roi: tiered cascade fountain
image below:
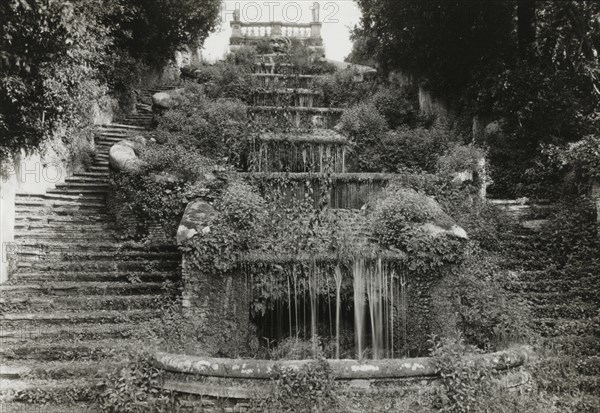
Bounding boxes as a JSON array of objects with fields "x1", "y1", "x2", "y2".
[
  {"x1": 175, "y1": 45, "x2": 469, "y2": 361},
  {"x1": 151, "y1": 18, "x2": 530, "y2": 407}
]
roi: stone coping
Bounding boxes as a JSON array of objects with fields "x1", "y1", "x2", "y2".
[
  {"x1": 258, "y1": 130, "x2": 347, "y2": 144},
  {"x1": 232, "y1": 172, "x2": 437, "y2": 183},
  {"x1": 251, "y1": 106, "x2": 343, "y2": 113},
  {"x1": 151, "y1": 346, "x2": 531, "y2": 380}
]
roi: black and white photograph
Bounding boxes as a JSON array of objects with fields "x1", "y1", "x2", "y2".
[{"x1": 0, "y1": 0, "x2": 599, "y2": 411}]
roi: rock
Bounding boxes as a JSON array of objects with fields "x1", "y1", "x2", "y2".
[
  {"x1": 149, "y1": 172, "x2": 181, "y2": 184},
  {"x1": 420, "y1": 223, "x2": 468, "y2": 239},
  {"x1": 176, "y1": 200, "x2": 217, "y2": 245},
  {"x1": 136, "y1": 103, "x2": 153, "y2": 113},
  {"x1": 152, "y1": 92, "x2": 174, "y2": 110},
  {"x1": 109, "y1": 139, "x2": 146, "y2": 172},
  {"x1": 484, "y1": 119, "x2": 508, "y2": 139}
]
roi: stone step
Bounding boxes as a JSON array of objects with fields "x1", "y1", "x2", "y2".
[
  {"x1": 96, "y1": 134, "x2": 133, "y2": 141},
  {"x1": 0, "y1": 321, "x2": 153, "y2": 343},
  {"x1": 99, "y1": 123, "x2": 146, "y2": 131},
  {"x1": 533, "y1": 317, "x2": 600, "y2": 336},
  {"x1": 521, "y1": 290, "x2": 600, "y2": 302},
  {"x1": 55, "y1": 182, "x2": 109, "y2": 189},
  {"x1": 15, "y1": 215, "x2": 111, "y2": 225},
  {"x1": 0, "y1": 403, "x2": 100, "y2": 413},
  {"x1": 0, "y1": 360, "x2": 127, "y2": 381},
  {"x1": 18, "y1": 259, "x2": 179, "y2": 272},
  {"x1": 73, "y1": 171, "x2": 109, "y2": 177},
  {"x1": 0, "y1": 282, "x2": 168, "y2": 296},
  {"x1": 64, "y1": 176, "x2": 109, "y2": 183},
  {"x1": 15, "y1": 206, "x2": 107, "y2": 217},
  {"x1": 0, "y1": 380, "x2": 98, "y2": 405},
  {"x1": 14, "y1": 239, "x2": 131, "y2": 250},
  {"x1": 15, "y1": 198, "x2": 106, "y2": 208},
  {"x1": 14, "y1": 249, "x2": 180, "y2": 261},
  {"x1": 13, "y1": 248, "x2": 181, "y2": 262},
  {"x1": 0, "y1": 293, "x2": 165, "y2": 314},
  {"x1": 126, "y1": 114, "x2": 153, "y2": 119},
  {"x1": 0, "y1": 310, "x2": 161, "y2": 328},
  {"x1": 10, "y1": 270, "x2": 179, "y2": 283},
  {"x1": 544, "y1": 335, "x2": 600, "y2": 357},
  {"x1": 533, "y1": 302, "x2": 598, "y2": 319},
  {"x1": 14, "y1": 232, "x2": 117, "y2": 241},
  {"x1": 91, "y1": 160, "x2": 109, "y2": 165},
  {"x1": 46, "y1": 188, "x2": 108, "y2": 196},
  {"x1": 16, "y1": 192, "x2": 106, "y2": 202},
  {"x1": 508, "y1": 274, "x2": 600, "y2": 294}
]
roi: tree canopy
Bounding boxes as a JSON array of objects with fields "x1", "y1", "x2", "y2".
[
  {"x1": 350, "y1": 0, "x2": 600, "y2": 197},
  {"x1": 0, "y1": 0, "x2": 220, "y2": 161}
]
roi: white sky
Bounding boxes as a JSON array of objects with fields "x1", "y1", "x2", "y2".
[{"x1": 201, "y1": 0, "x2": 362, "y2": 62}]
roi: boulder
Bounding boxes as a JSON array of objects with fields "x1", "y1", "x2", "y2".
[
  {"x1": 152, "y1": 92, "x2": 174, "y2": 110},
  {"x1": 109, "y1": 138, "x2": 146, "y2": 172},
  {"x1": 176, "y1": 199, "x2": 218, "y2": 245},
  {"x1": 420, "y1": 223, "x2": 468, "y2": 239}
]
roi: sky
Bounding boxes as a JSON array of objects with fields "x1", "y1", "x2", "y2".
[{"x1": 201, "y1": 0, "x2": 362, "y2": 62}]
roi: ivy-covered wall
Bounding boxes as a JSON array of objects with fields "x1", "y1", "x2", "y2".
[{"x1": 181, "y1": 256, "x2": 257, "y2": 357}]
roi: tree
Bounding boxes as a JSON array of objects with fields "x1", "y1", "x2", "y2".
[
  {"x1": 351, "y1": 0, "x2": 600, "y2": 197},
  {"x1": 0, "y1": 0, "x2": 220, "y2": 161}
]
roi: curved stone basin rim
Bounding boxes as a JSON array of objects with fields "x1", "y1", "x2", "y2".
[{"x1": 151, "y1": 346, "x2": 530, "y2": 380}]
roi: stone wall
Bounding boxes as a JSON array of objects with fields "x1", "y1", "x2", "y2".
[
  {"x1": 0, "y1": 162, "x2": 16, "y2": 284},
  {"x1": 181, "y1": 256, "x2": 257, "y2": 357},
  {"x1": 0, "y1": 150, "x2": 74, "y2": 283}
]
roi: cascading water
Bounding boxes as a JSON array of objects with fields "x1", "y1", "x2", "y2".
[
  {"x1": 353, "y1": 259, "x2": 366, "y2": 360},
  {"x1": 254, "y1": 257, "x2": 410, "y2": 360}
]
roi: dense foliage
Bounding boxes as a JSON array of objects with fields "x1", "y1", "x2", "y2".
[
  {"x1": 351, "y1": 0, "x2": 600, "y2": 197},
  {"x1": 0, "y1": 0, "x2": 220, "y2": 161},
  {"x1": 154, "y1": 84, "x2": 250, "y2": 165}
]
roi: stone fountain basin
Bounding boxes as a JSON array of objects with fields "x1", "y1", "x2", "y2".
[{"x1": 151, "y1": 346, "x2": 530, "y2": 380}]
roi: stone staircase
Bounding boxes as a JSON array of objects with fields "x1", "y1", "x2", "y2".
[
  {"x1": 0, "y1": 111, "x2": 181, "y2": 408},
  {"x1": 496, "y1": 201, "x2": 600, "y2": 408}
]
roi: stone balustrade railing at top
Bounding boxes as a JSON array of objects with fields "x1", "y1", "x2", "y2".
[
  {"x1": 230, "y1": 3, "x2": 323, "y2": 49},
  {"x1": 234, "y1": 22, "x2": 318, "y2": 39}
]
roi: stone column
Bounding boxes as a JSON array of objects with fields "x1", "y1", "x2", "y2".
[
  {"x1": 310, "y1": 22, "x2": 322, "y2": 39},
  {"x1": 592, "y1": 179, "x2": 600, "y2": 228},
  {"x1": 231, "y1": 22, "x2": 242, "y2": 38}
]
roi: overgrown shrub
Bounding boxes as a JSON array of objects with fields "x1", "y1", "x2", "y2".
[
  {"x1": 252, "y1": 359, "x2": 338, "y2": 413},
  {"x1": 367, "y1": 86, "x2": 418, "y2": 129},
  {"x1": 155, "y1": 87, "x2": 250, "y2": 166},
  {"x1": 181, "y1": 59, "x2": 256, "y2": 103},
  {"x1": 216, "y1": 181, "x2": 267, "y2": 235},
  {"x1": 269, "y1": 337, "x2": 324, "y2": 360},
  {"x1": 317, "y1": 69, "x2": 378, "y2": 108},
  {"x1": 433, "y1": 248, "x2": 533, "y2": 350},
  {"x1": 94, "y1": 355, "x2": 180, "y2": 413},
  {"x1": 564, "y1": 135, "x2": 600, "y2": 183},
  {"x1": 431, "y1": 337, "x2": 496, "y2": 412},
  {"x1": 371, "y1": 187, "x2": 465, "y2": 270},
  {"x1": 437, "y1": 145, "x2": 486, "y2": 178},
  {"x1": 338, "y1": 103, "x2": 388, "y2": 171},
  {"x1": 535, "y1": 197, "x2": 599, "y2": 266},
  {"x1": 113, "y1": 143, "x2": 215, "y2": 237},
  {"x1": 378, "y1": 126, "x2": 454, "y2": 173}
]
